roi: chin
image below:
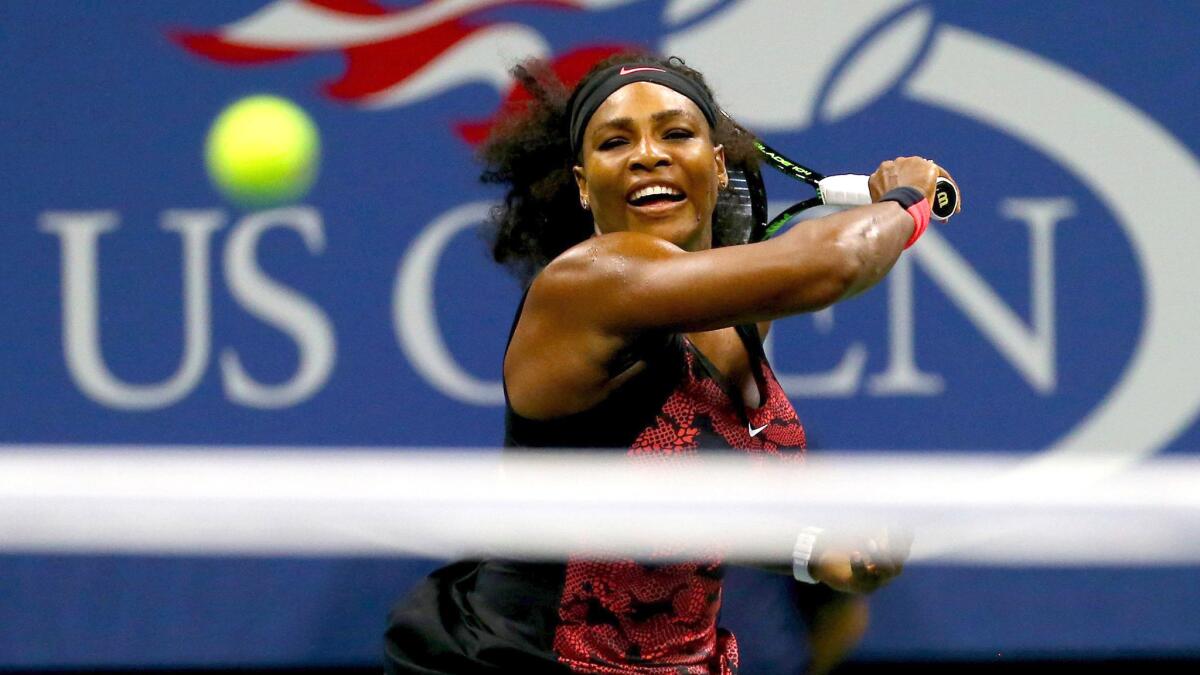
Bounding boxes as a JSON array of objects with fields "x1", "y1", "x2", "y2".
[{"x1": 650, "y1": 223, "x2": 708, "y2": 250}]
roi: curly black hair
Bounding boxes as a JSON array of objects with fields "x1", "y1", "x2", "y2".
[{"x1": 479, "y1": 52, "x2": 759, "y2": 284}]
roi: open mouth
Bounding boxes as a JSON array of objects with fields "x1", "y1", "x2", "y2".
[{"x1": 627, "y1": 185, "x2": 686, "y2": 207}]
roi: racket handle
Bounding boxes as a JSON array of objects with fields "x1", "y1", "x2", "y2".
[
  {"x1": 817, "y1": 174, "x2": 872, "y2": 206},
  {"x1": 821, "y1": 174, "x2": 960, "y2": 221},
  {"x1": 932, "y1": 177, "x2": 959, "y2": 221}
]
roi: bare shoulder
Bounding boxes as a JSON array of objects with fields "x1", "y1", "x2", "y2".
[
  {"x1": 505, "y1": 233, "x2": 676, "y2": 419},
  {"x1": 530, "y1": 231, "x2": 681, "y2": 301},
  {"x1": 528, "y1": 231, "x2": 687, "y2": 334}
]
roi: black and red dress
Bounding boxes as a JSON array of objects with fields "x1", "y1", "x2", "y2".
[{"x1": 385, "y1": 320, "x2": 807, "y2": 675}]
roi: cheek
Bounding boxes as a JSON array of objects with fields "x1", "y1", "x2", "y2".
[
  {"x1": 587, "y1": 161, "x2": 626, "y2": 200},
  {"x1": 690, "y1": 149, "x2": 719, "y2": 181},
  {"x1": 690, "y1": 157, "x2": 720, "y2": 202}
]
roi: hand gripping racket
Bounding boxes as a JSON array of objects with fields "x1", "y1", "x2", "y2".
[{"x1": 718, "y1": 122, "x2": 959, "y2": 245}]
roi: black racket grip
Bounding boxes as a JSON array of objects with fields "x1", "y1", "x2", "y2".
[{"x1": 933, "y1": 177, "x2": 959, "y2": 220}]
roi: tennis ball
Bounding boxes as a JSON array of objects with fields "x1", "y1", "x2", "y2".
[{"x1": 205, "y1": 95, "x2": 320, "y2": 208}]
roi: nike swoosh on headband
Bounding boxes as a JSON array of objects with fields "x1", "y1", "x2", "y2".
[
  {"x1": 749, "y1": 422, "x2": 769, "y2": 437},
  {"x1": 619, "y1": 66, "x2": 667, "y2": 76}
]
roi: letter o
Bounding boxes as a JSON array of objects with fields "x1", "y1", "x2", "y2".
[{"x1": 392, "y1": 201, "x2": 504, "y2": 406}]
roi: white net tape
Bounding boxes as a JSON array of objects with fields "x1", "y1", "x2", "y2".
[{"x1": 2, "y1": 446, "x2": 1197, "y2": 565}]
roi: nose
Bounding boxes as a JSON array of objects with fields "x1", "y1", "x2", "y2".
[{"x1": 629, "y1": 135, "x2": 670, "y2": 172}]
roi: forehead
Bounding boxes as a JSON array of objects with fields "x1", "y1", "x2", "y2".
[{"x1": 586, "y1": 81, "x2": 706, "y2": 130}]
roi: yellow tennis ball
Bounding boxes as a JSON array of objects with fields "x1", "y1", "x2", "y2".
[{"x1": 205, "y1": 95, "x2": 320, "y2": 208}]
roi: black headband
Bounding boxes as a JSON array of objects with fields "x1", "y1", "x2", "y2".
[{"x1": 567, "y1": 62, "x2": 719, "y2": 156}]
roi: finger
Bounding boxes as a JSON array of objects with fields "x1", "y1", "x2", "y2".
[
  {"x1": 850, "y1": 551, "x2": 870, "y2": 578},
  {"x1": 918, "y1": 158, "x2": 939, "y2": 203},
  {"x1": 889, "y1": 527, "x2": 915, "y2": 563},
  {"x1": 850, "y1": 553, "x2": 883, "y2": 592},
  {"x1": 865, "y1": 534, "x2": 906, "y2": 579},
  {"x1": 873, "y1": 527, "x2": 912, "y2": 568},
  {"x1": 872, "y1": 558, "x2": 901, "y2": 580},
  {"x1": 855, "y1": 550, "x2": 882, "y2": 579}
]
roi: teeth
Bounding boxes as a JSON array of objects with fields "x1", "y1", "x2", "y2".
[{"x1": 630, "y1": 185, "x2": 682, "y2": 201}]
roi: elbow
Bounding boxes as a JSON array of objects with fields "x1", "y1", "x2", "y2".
[
  {"x1": 775, "y1": 210, "x2": 897, "y2": 312},
  {"x1": 809, "y1": 209, "x2": 902, "y2": 306},
  {"x1": 802, "y1": 238, "x2": 865, "y2": 309}
]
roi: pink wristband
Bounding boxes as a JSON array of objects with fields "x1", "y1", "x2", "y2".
[{"x1": 903, "y1": 198, "x2": 931, "y2": 249}]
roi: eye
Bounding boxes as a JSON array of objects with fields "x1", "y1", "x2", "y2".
[
  {"x1": 665, "y1": 128, "x2": 695, "y2": 140},
  {"x1": 598, "y1": 136, "x2": 628, "y2": 150}
]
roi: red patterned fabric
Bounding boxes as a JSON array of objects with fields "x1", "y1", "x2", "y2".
[{"x1": 553, "y1": 344, "x2": 806, "y2": 674}]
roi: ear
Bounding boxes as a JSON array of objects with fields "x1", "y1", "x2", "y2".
[
  {"x1": 573, "y1": 164, "x2": 589, "y2": 209},
  {"x1": 713, "y1": 144, "x2": 728, "y2": 190}
]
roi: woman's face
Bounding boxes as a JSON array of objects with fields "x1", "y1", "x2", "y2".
[{"x1": 574, "y1": 81, "x2": 727, "y2": 251}]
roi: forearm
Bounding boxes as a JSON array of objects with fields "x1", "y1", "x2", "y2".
[
  {"x1": 633, "y1": 201, "x2": 918, "y2": 328},
  {"x1": 739, "y1": 527, "x2": 824, "y2": 581},
  {"x1": 537, "y1": 202, "x2": 918, "y2": 336},
  {"x1": 768, "y1": 200, "x2": 915, "y2": 308},
  {"x1": 745, "y1": 522, "x2": 911, "y2": 594}
]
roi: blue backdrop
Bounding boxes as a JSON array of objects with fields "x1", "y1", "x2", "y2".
[{"x1": 2, "y1": 0, "x2": 1199, "y2": 669}]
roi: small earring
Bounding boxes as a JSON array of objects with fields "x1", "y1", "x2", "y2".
[{"x1": 581, "y1": 199, "x2": 590, "y2": 210}]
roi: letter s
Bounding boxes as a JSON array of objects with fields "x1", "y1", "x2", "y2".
[{"x1": 220, "y1": 207, "x2": 336, "y2": 409}]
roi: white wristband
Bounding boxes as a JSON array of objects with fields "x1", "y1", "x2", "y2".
[
  {"x1": 792, "y1": 526, "x2": 824, "y2": 584},
  {"x1": 817, "y1": 174, "x2": 872, "y2": 206}
]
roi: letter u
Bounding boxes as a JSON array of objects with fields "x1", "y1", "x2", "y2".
[{"x1": 39, "y1": 210, "x2": 222, "y2": 410}]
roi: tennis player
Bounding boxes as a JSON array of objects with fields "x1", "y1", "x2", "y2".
[{"x1": 385, "y1": 53, "x2": 956, "y2": 675}]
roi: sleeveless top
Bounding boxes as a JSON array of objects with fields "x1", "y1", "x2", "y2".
[{"x1": 384, "y1": 299, "x2": 807, "y2": 675}]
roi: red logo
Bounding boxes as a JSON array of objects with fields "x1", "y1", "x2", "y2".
[{"x1": 172, "y1": 0, "x2": 640, "y2": 144}]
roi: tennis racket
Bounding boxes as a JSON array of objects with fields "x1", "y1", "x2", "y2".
[{"x1": 718, "y1": 122, "x2": 959, "y2": 245}]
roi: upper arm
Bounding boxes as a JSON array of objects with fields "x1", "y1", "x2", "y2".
[
  {"x1": 544, "y1": 225, "x2": 861, "y2": 336},
  {"x1": 505, "y1": 203, "x2": 911, "y2": 417},
  {"x1": 506, "y1": 232, "x2": 797, "y2": 418},
  {"x1": 524, "y1": 199, "x2": 914, "y2": 341}
]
